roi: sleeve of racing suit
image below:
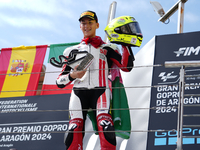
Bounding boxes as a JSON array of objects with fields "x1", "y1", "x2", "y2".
[
  {"x1": 56, "y1": 63, "x2": 75, "y2": 88},
  {"x1": 104, "y1": 45, "x2": 134, "y2": 72}
]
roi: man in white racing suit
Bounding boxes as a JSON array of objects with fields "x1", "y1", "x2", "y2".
[{"x1": 56, "y1": 10, "x2": 134, "y2": 150}]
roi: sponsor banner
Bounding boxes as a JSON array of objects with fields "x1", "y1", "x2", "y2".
[
  {"x1": 0, "y1": 94, "x2": 70, "y2": 150},
  {"x1": 0, "y1": 45, "x2": 47, "y2": 98},
  {"x1": 41, "y1": 42, "x2": 79, "y2": 95},
  {"x1": 147, "y1": 31, "x2": 200, "y2": 149}
]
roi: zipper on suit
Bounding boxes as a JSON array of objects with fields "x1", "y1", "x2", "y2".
[{"x1": 88, "y1": 44, "x2": 91, "y2": 86}]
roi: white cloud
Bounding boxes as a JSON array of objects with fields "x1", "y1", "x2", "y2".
[
  {"x1": 116, "y1": 0, "x2": 151, "y2": 14},
  {"x1": 0, "y1": 0, "x2": 74, "y2": 18},
  {"x1": 0, "y1": 0, "x2": 12, "y2": 3},
  {"x1": 0, "y1": 14, "x2": 52, "y2": 29},
  {"x1": 185, "y1": 12, "x2": 200, "y2": 23},
  {"x1": 0, "y1": 13, "x2": 63, "y2": 36},
  {"x1": 0, "y1": 0, "x2": 81, "y2": 35},
  {"x1": 16, "y1": 35, "x2": 49, "y2": 46},
  {"x1": 0, "y1": 38, "x2": 13, "y2": 48}
]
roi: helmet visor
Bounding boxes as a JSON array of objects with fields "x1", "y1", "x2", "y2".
[{"x1": 115, "y1": 22, "x2": 142, "y2": 37}]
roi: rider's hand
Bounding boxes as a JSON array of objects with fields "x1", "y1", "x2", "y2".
[{"x1": 70, "y1": 65, "x2": 86, "y2": 79}]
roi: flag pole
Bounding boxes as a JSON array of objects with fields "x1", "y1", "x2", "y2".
[{"x1": 104, "y1": 1, "x2": 117, "y2": 43}]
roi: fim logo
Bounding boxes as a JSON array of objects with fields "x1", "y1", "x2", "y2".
[
  {"x1": 154, "y1": 128, "x2": 200, "y2": 146},
  {"x1": 174, "y1": 46, "x2": 200, "y2": 57},
  {"x1": 159, "y1": 71, "x2": 178, "y2": 82}
]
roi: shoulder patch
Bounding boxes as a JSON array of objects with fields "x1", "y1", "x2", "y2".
[{"x1": 102, "y1": 43, "x2": 120, "y2": 52}]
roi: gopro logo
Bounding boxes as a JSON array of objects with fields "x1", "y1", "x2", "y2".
[
  {"x1": 154, "y1": 128, "x2": 200, "y2": 146},
  {"x1": 174, "y1": 46, "x2": 200, "y2": 57}
]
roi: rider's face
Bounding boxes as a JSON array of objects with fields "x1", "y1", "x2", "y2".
[{"x1": 80, "y1": 17, "x2": 99, "y2": 38}]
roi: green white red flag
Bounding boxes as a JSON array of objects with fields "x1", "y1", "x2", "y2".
[{"x1": 41, "y1": 42, "x2": 79, "y2": 95}]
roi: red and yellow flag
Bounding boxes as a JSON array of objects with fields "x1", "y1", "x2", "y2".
[{"x1": 0, "y1": 45, "x2": 47, "y2": 98}]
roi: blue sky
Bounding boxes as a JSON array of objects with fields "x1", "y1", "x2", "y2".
[{"x1": 0, "y1": 0, "x2": 200, "y2": 56}]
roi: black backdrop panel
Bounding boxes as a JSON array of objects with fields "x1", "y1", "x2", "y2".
[
  {"x1": 147, "y1": 31, "x2": 200, "y2": 150},
  {"x1": 0, "y1": 94, "x2": 70, "y2": 150}
]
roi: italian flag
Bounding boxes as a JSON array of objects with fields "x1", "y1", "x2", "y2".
[
  {"x1": 41, "y1": 42, "x2": 79, "y2": 95},
  {"x1": 0, "y1": 45, "x2": 47, "y2": 98}
]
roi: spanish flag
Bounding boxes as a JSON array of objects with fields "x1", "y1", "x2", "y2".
[{"x1": 0, "y1": 45, "x2": 47, "y2": 98}]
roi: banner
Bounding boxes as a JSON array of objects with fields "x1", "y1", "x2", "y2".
[
  {"x1": 0, "y1": 94, "x2": 70, "y2": 150},
  {"x1": 0, "y1": 45, "x2": 47, "y2": 98},
  {"x1": 41, "y1": 42, "x2": 79, "y2": 95},
  {"x1": 147, "y1": 31, "x2": 200, "y2": 150},
  {"x1": 121, "y1": 37, "x2": 156, "y2": 150}
]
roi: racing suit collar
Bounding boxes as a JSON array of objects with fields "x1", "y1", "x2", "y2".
[{"x1": 81, "y1": 36, "x2": 105, "y2": 48}]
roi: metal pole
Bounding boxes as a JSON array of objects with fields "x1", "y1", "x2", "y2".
[
  {"x1": 176, "y1": 65, "x2": 185, "y2": 150},
  {"x1": 104, "y1": 1, "x2": 117, "y2": 42},
  {"x1": 177, "y1": 0, "x2": 186, "y2": 33}
]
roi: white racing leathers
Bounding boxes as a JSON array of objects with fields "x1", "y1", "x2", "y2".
[{"x1": 56, "y1": 41, "x2": 134, "y2": 150}]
